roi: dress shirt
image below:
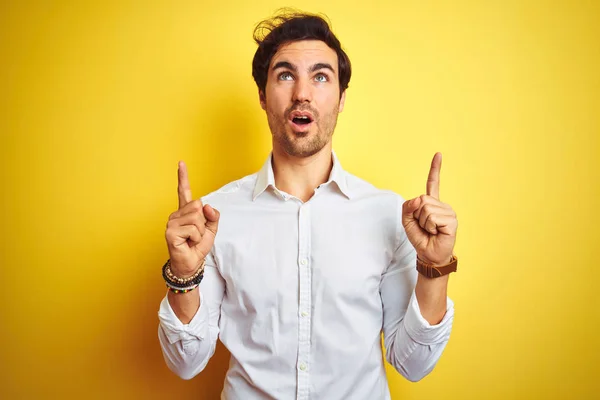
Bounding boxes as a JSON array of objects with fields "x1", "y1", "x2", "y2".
[{"x1": 158, "y1": 151, "x2": 454, "y2": 400}]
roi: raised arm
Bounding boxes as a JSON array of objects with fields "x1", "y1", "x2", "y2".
[
  {"x1": 381, "y1": 152, "x2": 458, "y2": 382},
  {"x1": 157, "y1": 160, "x2": 223, "y2": 379}
]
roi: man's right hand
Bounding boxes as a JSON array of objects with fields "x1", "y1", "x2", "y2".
[{"x1": 165, "y1": 161, "x2": 220, "y2": 277}]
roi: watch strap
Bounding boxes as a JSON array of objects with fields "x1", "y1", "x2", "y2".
[{"x1": 416, "y1": 255, "x2": 458, "y2": 278}]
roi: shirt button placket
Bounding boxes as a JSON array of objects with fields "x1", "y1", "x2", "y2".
[{"x1": 296, "y1": 203, "x2": 312, "y2": 400}]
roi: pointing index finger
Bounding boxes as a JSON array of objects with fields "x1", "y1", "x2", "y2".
[
  {"x1": 178, "y1": 160, "x2": 193, "y2": 209},
  {"x1": 426, "y1": 152, "x2": 442, "y2": 200}
]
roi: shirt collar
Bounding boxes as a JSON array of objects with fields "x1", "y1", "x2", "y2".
[{"x1": 252, "y1": 150, "x2": 352, "y2": 201}]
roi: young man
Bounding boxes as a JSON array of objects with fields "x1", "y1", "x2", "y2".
[{"x1": 158, "y1": 11, "x2": 458, "y2": 400}]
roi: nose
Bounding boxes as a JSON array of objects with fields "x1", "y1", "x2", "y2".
[{"x1": 292, "y1": 77, "x2": 312, "y2": 103}]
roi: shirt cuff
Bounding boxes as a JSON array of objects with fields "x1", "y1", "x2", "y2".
[
  {"x1": 158, "y1": 289, "x2": 209, "y2": 344},
  {"x1": 403, "y1": 289, "x2": 454, "y2": 345}
]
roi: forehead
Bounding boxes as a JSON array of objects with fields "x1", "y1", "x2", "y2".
[{"x1": 270, "y1": 40, "x2": 338, "y2": 71}]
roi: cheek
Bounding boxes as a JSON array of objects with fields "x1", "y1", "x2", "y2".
[
  {"x1": 317, "y1": 89, "x2": 340, "y2": 108},
  {"x1": 317, "y1": 100, "x2": 340, "y2": 117},
  {"x1": 265, "y1": 87, "x2": 285, "y2": 108},
  {"x1": 267, "y1": 100, "x2": 291, "y2": 121},
  {"x1": 266, "y1": 101, "x2": 284, "y2": 119}
]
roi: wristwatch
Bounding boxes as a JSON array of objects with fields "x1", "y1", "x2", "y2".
[{"x1": 416, "y1": 255, "x2": 458, "y2": 278}]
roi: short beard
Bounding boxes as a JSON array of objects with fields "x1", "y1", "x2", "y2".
[
  {"x1": 268, "y1": 103, "x2": 340, "y2": 158},
  {"x1": 276, "y1": 128, "x2": 329, "y2": 157}
]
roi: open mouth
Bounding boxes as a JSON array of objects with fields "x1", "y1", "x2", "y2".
[
  {"x1": 292, "y1": 115, "x2": 313, "y2": 125},
  {"x1": 289, "y1": 111, "x2": 315, "y2": 131}
]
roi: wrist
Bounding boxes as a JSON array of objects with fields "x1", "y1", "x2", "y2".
[
  {"x1": 170, "y1": 267, "x2": 195, "y2": 279},
  {"x1": 170, "y1": 259, "x2": 204, "y2": 278},
  {"x1": 417, "y1": 254, "x2": 453, "y2": 267},
  {"x1": 416, "y1": 254, "x2": 458, "y2": 279},
  {"x1": 162, "y1": 259, "x2": 205, "y2": 290}
]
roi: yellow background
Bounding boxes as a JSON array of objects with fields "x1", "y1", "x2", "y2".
[{"x1": 1, "y1": 1, "x2": 598, "y2": 399}]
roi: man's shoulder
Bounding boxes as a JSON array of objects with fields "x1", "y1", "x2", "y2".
[
  {"x1": 200, "y1": 173, "x2": 258, "y2": 204},
  {"x1": 344, "y1": 170, "x2": 407, "y2": 203}
]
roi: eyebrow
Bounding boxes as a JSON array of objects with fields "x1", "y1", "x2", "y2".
[
  {"x1": 272, "y1": 61, "x2": 336, "y2": 75},
  {"x1": 310, "y1": 62, "x2": 335, "y2": 74},
  {"x1": 272, "y1": 61, "x2": 297, "y2": 72}
]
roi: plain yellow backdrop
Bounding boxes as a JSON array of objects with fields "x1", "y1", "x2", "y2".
[{"x1": 1, "y1": 1, "x2": 598, "y2": 399}]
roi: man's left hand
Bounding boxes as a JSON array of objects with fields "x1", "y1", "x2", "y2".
[{"x1": 402, "y1": 152, "x2": 458, "y2": 266}]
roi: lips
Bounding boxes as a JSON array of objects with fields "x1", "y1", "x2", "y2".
[{"x1": 288, "y1": 110, "x2": 314, "y2": 131}]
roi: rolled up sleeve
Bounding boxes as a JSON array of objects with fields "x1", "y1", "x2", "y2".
[
  {"x1": 380, "y1": 195, "x2": 455, "y2": 382},
  {"x1": 157, "y1": 260, "x2": 225, "y2": 380}
]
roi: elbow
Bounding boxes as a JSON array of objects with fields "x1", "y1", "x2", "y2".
[
  {"x1": 391, "y1": 358, "x2": 433, "y2": 383},
  {"x1": 400, "y1": 367, "x2": 432, "y2": 383},
  {"x1": 385, "y1": 342, "x2": 436, "y2": 383},
  {"x1": 158, "y1": 326, "x2": 207, "y2": 380},
  {"x1": 175, "y1": 366, "x2": 200, "y2": 381},
  {"x1": 163, "y1": 350, "x2": 205, "y2": 380}
]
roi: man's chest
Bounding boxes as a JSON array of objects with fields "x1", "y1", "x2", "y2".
[{"x1": 212, "y1": 201, "x2": 397, "y2": 314}]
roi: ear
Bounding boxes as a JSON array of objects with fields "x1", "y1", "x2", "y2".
[
  {"x1": 259, "y1": 90, "x2": 266, "y2": 110},
  {"x1": 338, "y1": 90, "x2": 346, "y2": 113}
]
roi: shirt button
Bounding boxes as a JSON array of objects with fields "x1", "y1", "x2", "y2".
[
  {"x1": 301, "y1": 311, "x2": 308, "y2": 317},
  {"x1": 299, "y1": 363, "x2": 307, "y2": 371},
  {"x1": 300, "y1": 259, "x2": 307, "y2": 266}
]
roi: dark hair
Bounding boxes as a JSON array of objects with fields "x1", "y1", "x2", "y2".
[{"x1": 252, "y1": 10, "x2": 352, "y2": 98}]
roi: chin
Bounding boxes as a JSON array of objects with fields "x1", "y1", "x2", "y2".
[
  {"x1": 285, "y1": 140, "x2": 328, "y2": 158},
  {"x1": 291, "y1": 131, "x2": 310, "y2": 139},
  {"x1": 273, "y1": 124, "x2": 330, "y2": 157}
]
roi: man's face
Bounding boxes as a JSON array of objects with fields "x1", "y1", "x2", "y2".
[{"x1": 260, "y1": 40, "x2": 346, "y2": 158}]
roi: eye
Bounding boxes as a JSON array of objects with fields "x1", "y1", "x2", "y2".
[
  {"x1": 278, "y1": 72, "x2": 294, "y2": 81},
  {"x1": 315, "y1": 73, "x2": 329, "y2": 83}
]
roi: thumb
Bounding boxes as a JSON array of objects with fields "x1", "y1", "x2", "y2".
[
  {"x1": 401, "y1": 197, "x2": 421, "y2": 225},
  {"x1": 203, "y1": 204, "x2": 220, "y2": 233}
]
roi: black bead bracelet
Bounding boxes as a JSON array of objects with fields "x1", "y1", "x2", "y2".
[{"x1": 162, "y1": 259, "x2": 204, "y2": 289}]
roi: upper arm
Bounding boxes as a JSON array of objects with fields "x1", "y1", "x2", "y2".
[
  {"x1": 380, "y1": 195, "x2": 418, "y2": 346},
  {"x1": 201, "y1": 250, "x2": 226, "y2": 331}
]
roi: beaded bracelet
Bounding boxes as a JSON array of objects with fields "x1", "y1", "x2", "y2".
[
  {"x1": 167, "y1": 261, "x2": 204, "y2": 284},
  {"x1": 167, "y1": 284, "x2": 199, "y2": 294},
  {"x1": 162, "y1": 259, "x2": 205, "y2": 289},
  {"x1": 165, "y1": 279, "x2": 201, "y2": 291},
  {"x1": 165, "y1": 259, "x2": 205, "y2": 284}
]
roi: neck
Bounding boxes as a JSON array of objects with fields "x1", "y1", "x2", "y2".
[{"x1": 271, "y1": 144, "x2": 333, "y2": 202}]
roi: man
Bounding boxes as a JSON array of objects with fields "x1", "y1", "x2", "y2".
[{"x1": 158, "y1": 11, "x2": 458, "y2": 400}]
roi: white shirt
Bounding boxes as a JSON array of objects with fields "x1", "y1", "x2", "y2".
[{"x1": 158, "y1": 151, "x2": 454, "y2": 400}]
